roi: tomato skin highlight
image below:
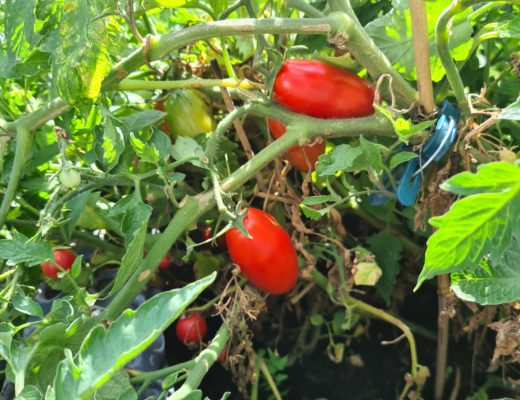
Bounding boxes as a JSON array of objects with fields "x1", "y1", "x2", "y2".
[
  {"x1": 175, "y1": 312, "x2": 207, "y2": 345},
  {"x1": 272, "y1": 59, "x2": 375, "y2": 118},
  {"x1": 225, "y1": 208, "x2": 298, "y2": 294},
  {"x1": 268, "y1": 118, "x2": 325, "y2": 172},
  {"x1": 41, "y1": 249, "x2": 76, "y2": 279},
  {"x1": 158, "y1": 253, "x2": 172, "y2": 269}
]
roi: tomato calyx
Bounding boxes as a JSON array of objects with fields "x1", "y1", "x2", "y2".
[{"x1": 41, "y1": 248, "x2": 77, "y2": 279}]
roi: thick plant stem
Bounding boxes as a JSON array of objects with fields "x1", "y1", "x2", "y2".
[
  {"x1": 130, "y1": 360, "x2": 195, "y2": 384},
  {"x1": 435, "y1": 274, "x2": 451, "y2": 400},
  {"x1": 118, "y1": 78, "x2": 263, "y2": 91},
  {"x1": 103, "y1": 105, "x2": 394, "y2": 320},
  {"x1": 168, "y1": 323, "x2": 229, "y2": 400},
  {"x1": 435, "y1": 1, "x2": 470, "y2": 117},
  {"x1": 0, "y1": 127, "x2": 31, "y2": 229}
]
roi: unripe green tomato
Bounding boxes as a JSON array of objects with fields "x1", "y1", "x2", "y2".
[
  {"x1": 164, "y1": 89, "x2": 216, "y2": 138},
  {"x1": 59, "y1": 169, "x2": 81, "y2": 188}
]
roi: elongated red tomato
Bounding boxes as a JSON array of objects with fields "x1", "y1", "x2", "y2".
[
  {"x1": 225, "y1": 208, "x2": 298, "y2": 294},
  {"x1": 41, "y1": 249, "x2": 76, "y2": 279},
  {"x1": 272, "y1": 59, "x2": 375, "y2": 118},
  {"x1": 268, "y1": 118, "x2": 325, "y2": 173}
]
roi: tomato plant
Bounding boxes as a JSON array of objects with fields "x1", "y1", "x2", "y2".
[
  {"x1": 164, "y1": 89, "x2": 215, "y2": 138},
  {"x1": 225, "y1": 208, "x2": 298, "y2": 294},
  {"x1": 175, "y1": 312, "x2": 207, "y2": 345},
  {"x1": 41, "y1": 249, "x2": 76, "y2": 279},
  {"x1": 158, "y1": 253, "x2": 172, "y2": 269}
]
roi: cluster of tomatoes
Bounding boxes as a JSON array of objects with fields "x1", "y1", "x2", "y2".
[{"x1": 40, "y1": 58, "x2": 376, "y2": 370}]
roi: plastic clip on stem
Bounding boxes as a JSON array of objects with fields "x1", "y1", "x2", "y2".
[{"x1": 370, "y1": 100, "x2": 460, "y2": 207}]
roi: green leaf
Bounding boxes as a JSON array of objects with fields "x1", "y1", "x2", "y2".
[
  {"x1": 15, "y1": 385, "x2": 41, "y2": 400},
  {"x1": 54, "y1": 274, "x2": 216, "y2": 399},
  {"x1": 310, "y1": 314, "x2": 323, "y2": 326},
  {"x1": 367, "y1": 230, "x2": 403, "y2": 303},
  {"x1": 499, "y1": 97, "x2": 520, "y2": 121},
  {"x1": 442, "y1": 162, "x2": 520, "y2": 196},
  {"x1": 171, "y1": 136, "x2": 206, "y2": 168},
  {"x1": 102, "y1": 116, "x2": 125, "y2": 171},
  {"x1": 417, "y1": 163, "x2": 520, "y2": 288},
  {"x1": 353, "y1": 261, "x2": 382, "y2": 286},
  {"x1": 130, "y1": 134, "x2": 159, "y2": 164},
  {"x1": 109, "y1": 198, "x2": 152, "y2": 297},
  {"x1": 316, "y1": 144, "x2": 362, "y2": 176},
  {"x1": 300, "y1": 204, "x2": 329, "y2": 220},
  {"x1": 451, "y1": 238, "x2": 520, "y2": 305},
  {"x1": 359, "y1": 137, "x2": 383, "y2": 171},
  {"x1": 94, "y1": 370, "x2": 137, "y2": 400},
  {"x1": 301, "y1": 195, "x2": 337, "y2": 206},
  {"x1": 119, "y1": 110, "x2": 167, "y2": 133},
  {"x1": 389, "y1": 151, "x2": 418, "y2": 169},
  {"x1": 12, "y1": 295, "x2": 44, "y2": 318},
  {"x1": 0, "y1": 236, "x2": 53, "y2": 267}
]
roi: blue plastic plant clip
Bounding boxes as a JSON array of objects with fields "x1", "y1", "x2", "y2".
[
  {"x1": 368, "y1": 101, "x2": 459, "y2": 207},
  {"x1": 395, "y1": 100, "x2": 459, "y2": 206}
]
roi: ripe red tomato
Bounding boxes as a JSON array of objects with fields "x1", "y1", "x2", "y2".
[
  {"x1": 158, "y1": 253, "x2": 172, "y2": 269},
  {"x1": 201, "y1": 226, "x2": 226, "y2": 249},
  {"x1": 225, "y1": 208, "x2": 298, "y2": 294},
  {"x1": 41, "y1": 249, "x2": 76, "y2": 279},
  {"x1": 175, "y1": 312, "x2": 207, "y2": 345},
  {"x1": 272, "y1": 59, "x2": 375, "y2": 118},
  {"x1": 268, "y1": 118, "x2": 325, "y2": 172}
]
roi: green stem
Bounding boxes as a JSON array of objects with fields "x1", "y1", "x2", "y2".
[
  {"x1": 287, "y1": 0, "x2": 326, "y2": 17},
  {"x1": 118, "y1": 78, "x2": 262, "y2": 91},
  {"x1": 103, "y1": 104, "x2": 394, "y2": 320},
  {"x1": 168, "y1": 323, "x2": 229, "y2": 400},
  {"x1": 0, "y1": 127, "x2": 31, "y2": 229},
  {"x1": 435, "y1": 1, "x2": 471, "y2": 117},
  {"x1": 258, "y1": 357, "x2": 283, "y2": 400},
  {"x1": 130, "y1": 360, "x2": 195, "y2": 384}
]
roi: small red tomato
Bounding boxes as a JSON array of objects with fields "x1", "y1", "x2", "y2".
[
  {"x1": 268, "y1": 118, "x2": 325, "y2": 172},
  {"x1": 272, "y1": 59, "x2": 375, "y2": 118},
  {"x1": 41, "y1": 249, "x2": 76, "y2": 279},
  {"x1": 201, "y1": 226, "x2": 227, "y2": 250},
  {"x1": 155, "y1": 100, "x2": 170, "y2": 133},
  {"x1": 225, "y1": 208, "x2": 298, "y2": 294},
  {"x1": 175, "y1": 312, "x2": 207, "y2": 345},
  {"x1": 159, "y1": 253, "x2": 172, "y2": 269}
]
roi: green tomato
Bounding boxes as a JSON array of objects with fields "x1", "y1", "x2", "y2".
[
  {"x1": 59, "y1": 169, "x2": 81, "y2": 188},
  {"x1": 164, "y1": 89, "x2": 215, "y2": 138}
]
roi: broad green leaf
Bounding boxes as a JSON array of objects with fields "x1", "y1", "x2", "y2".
[
  {"x1": 300, "y1": 204, "x2": 329, "y2": 220},
  {"x1": 365, "y1": 0, "x2": 473, "y2": 82},
  {"x1": 102, "y1": 116, "x2": 125, "y2": 171},
  {"x1": 395, "y1": 119, "x2": 436, "y2": 140},
  {"x1": 353, "y1": 261, "x2": 382, "y2": 286},
  {"x1": 316, "y1": 144, "x2": 362, "y2": 176},
  {"x1": 109, "y1": 198, "x2": 152, "y2": 297},
  {"x1": 0, "y1": 331, "x2": 37, "y2": 394},
  {"x1": 451, "y1": 239, "x2": 520, "y2": 305},
  {"x1": 94, "y1": 370, "x2": 137, "y2": 400},
  {"x1": 64, "y1": 191, "x2": 91, "y2": 237},
  {"x1": 360, "y1": 137, "x2": 383, "y2": 171},
  {"x1": 389, "y1": 151, "x2": 418, "y2": 169},
  {"x1": 54, "y1": 274, "x2": 216, "y2": 399},
  {"x1": 367, "y1": 230, "x2": 403, "y2": 303},
  {"x1": 442, "y1": 162, "x2": 520, "y2": 196},
  {"x1": 12, "y1": 295, "x2": 44, "y2": 318},
  {"x1": 0, "y1": 237, "x2": 53, "y2": 267},
  {"x1": 417, "y1": 163, "x2": 520, "y2": 288},
  {"x1": 499, "y1": 97, "x2": 520, "y2": 121}
]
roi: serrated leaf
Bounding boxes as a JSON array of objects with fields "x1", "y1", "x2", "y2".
[
  {"x1": 417, "y1": 163, "x2": 520, "y2": 288},
  {"x1": 451, "y1": 238, "x2": 520, "y2": 305},
  {"x1": 353, "y1": 261, "x2": 382, "y2": 286},
  {"x1": 94, "y1": 370, "x2": 137, "y2": 400},
  {"x1": 389, "y1": 151, "x2": 418, "y2": 169},
  {"x1": 395, "y1": 118, "x2": 436, "y2": 139},
  {"x1": 0, "y1": 237, "x2": 53, "y2": 267},
  {"x1": 130, "y1": 134, "x2": 159, "y2": 164},
  {"x1": 12, "y1": 295, "x2": 44, "y2": 318},
  {"x1": 300, "y1": 204, "x2": 328, "y2": 220},
  {"x1": 442, "y1": 162, "x2": 520, "y2": 196},
  {"x1": 316, "y1": 144, "x2": 362, "y2": 176},
  {"x1": 360, "y1": 137, "x2": 383, "y2": 171},
  {"x1": 54, "y1": 274, "x2": 216, "y2": 399},
  {"x1": 102, "y1": 116, "x2": 125, "y2": 170},
  {"x1": 367, "y1": 230, "x2": 403, "y2": 303},
  {"x1": 499, "y1": 97, "x2": 520, "y2": 121}
]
